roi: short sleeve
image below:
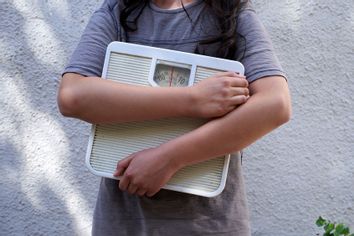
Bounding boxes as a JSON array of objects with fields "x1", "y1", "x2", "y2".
[
  {"x1": 63, "y1": 0, "x2": 120, "y2": 77},
  {"x1": 236, "y1": 8, "x2": 287, "y2": 83}
]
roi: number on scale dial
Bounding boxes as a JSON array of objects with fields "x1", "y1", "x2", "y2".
[{"x1": 153, "y1": 62, "x2": 191, "y2": 87}]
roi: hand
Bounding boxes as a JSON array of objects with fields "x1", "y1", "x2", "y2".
[
  {"x1": 113, "y1": 147, "x2": 180, "y2": 197},
  {"x1": 190, "y1": 72, "x2": 249, "y2": 118}
]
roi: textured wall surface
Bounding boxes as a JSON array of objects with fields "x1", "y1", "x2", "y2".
[{"x1": 0, "y1": 0, "x2": 353, "y2": 235}]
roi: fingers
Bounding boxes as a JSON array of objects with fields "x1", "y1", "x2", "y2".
[
  {"x1": 146, "y1": 189, "x2": 159, "y2": 198},
  {"x1": 229, "y1": 77, "x2": 248, "y2": 88},
  {"x1": 213, "y1": 71, "x2": 244, "y2": 78},
  {"x1": 213, "y1": 71, "x2": 236, "y2": 77},
  {"x1": 127, "y1": 183, "x2": 138, "y2": 195},
  {"x1": 136, "y1": 189, "x2": 147, "y2": 197},
  {"x1": 118, "y1": 171, "x2": 143, "y2": 195},
  {"x1": 119, "y1": 175, "x2": 130, "y2": 191},
  {"x1": 114, "y1": 155, "x2": 134, "y2": 177},
  {"x1": 119, "y1": 179, "x2": 150, "y2": 197},
  {"x1": 229, "y1": 95, "x2": 249, "y2": 106},
  {"x1": 215, "y1": 73, "x2": 248, "y2": 88},
  {"x1": 119, "y1": 178, "x2": 150, "y2": 197},
  {"x1": 227, "y1": 87, "x2": 249, "y2": 108},
  {"x1": 230, "y1": 87, "x2": 249, "y2": 97}
]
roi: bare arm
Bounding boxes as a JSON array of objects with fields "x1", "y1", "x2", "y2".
[
  {"x1": 115, "y1": 76, "x2": 291, "y2": 196},
  {"x1": 166, "y1": 76, "x2": 291, "y2": 166},
  {"x1": 57, "y1": 72, "x2": 249, "y2": 123}
]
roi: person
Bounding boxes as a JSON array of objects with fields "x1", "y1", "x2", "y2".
[{"x1": 57, "y1": 0, "x2": 291, "y2": 235}]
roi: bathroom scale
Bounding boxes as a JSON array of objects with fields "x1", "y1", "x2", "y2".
[{"x1": 85, "y1": 42, "x2": 244, "y2": 197}]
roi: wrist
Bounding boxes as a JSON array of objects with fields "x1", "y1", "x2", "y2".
[
  {"x1": 159, "y1": 141, "x2": 187, "y2": 171},
  {"x1": 183, "y1": 86, "x2": 199, "y2": 118}
]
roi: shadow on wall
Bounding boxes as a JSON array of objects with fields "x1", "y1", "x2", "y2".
[
  {"x1": 1, "y1": 0, "x2": 354, "y2": 235},
  {"x1": 0, "y1": 1, "x2": 100, "y2": 234},
  {"x1": 0, "y1": 140, "x2": 78, "y2": 234}
]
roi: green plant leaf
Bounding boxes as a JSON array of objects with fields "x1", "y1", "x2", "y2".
[
  {"x1": 317, "y1": 216, "x2": 327, "y2": 227},
  {"x1": 335, "y1": 224, "x2": 345, "y2": 234},
  {"x1": 342, "y1": 227, "x2": 350, "y2": 235},
  {"x1": 316, "y1": 217, "x2": 353, "y2": 236},
  {"x1": 325, "y1": 223, "x2": 335, "y2": 233},
  {"x1": 324, "y1": 232, "x2": 333, "y2": 236}
]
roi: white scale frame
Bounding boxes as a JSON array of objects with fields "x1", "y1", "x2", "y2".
[{"x1": 86, "y1": 42, "x2": 244, "y2": 197}]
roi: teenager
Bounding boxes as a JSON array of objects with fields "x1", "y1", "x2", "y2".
[{"x1": 58, "y1": 0, "x2": 291, "y2": 235}]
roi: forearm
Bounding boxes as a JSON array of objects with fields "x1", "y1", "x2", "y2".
[
  {"x1": 114, "y1": 77, "x2": 290, "y2": 196},
  {"x1": 58, "y1": 72, "x2": 249, "y2": 124},
  {"x1": 162, "y1": 77, "x2": 291, "y2": 168},
  {"x1": 58, "y1": 73, "x2": 194, "y2": 124}
]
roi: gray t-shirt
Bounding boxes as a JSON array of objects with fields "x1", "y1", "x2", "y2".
[{"x1": 63, "y1": 0, "x2": 286, "y2": 235}]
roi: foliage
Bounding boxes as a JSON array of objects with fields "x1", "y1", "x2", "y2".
[{"x1": 316, "y1": 216, "x2": 354, "y2": 236}]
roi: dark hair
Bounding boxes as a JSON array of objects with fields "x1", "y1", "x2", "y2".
[{"x1": 119, "y1": 0, "x2": 247, "y2": 59}]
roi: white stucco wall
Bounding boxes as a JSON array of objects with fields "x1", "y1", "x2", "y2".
[{"x1": 0, "y1": 0, "x2": 353, "y2": 235}]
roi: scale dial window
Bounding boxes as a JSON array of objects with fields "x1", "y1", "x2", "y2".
[{"x1": 153, "y1": 60, "x2": 191, "y2": 87}]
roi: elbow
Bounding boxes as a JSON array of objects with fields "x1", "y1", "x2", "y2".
[
  {"x1": 57, "y1": 87, "x2": 77, "y2": 117},
  {"x1": 57, "y1": 75, "x2": 82, "y2": 118},
  {"x1": 273, "y1": 93, "x2": 292, "y2": 126}
]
